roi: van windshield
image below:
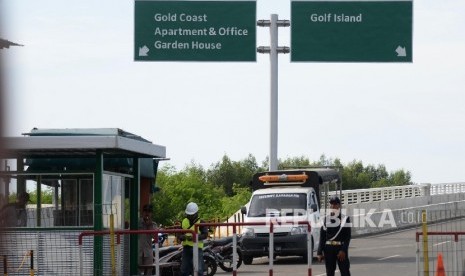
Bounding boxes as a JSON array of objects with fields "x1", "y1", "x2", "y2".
[{"x1": 248, "y1": 193, "x2": 307, "y2": 217}]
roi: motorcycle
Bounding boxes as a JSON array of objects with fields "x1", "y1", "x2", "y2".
[
  {"x1": 203, "y1": 236, "x2": 243, "y2": 272},
  {"x1": 155, "y1": 232, "x2": 169, "y2": 247},
  {"x1": 155, "y1": 245, "x2": 217, "y2": 276}
]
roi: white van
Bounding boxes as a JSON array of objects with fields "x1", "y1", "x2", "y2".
[{"x1": 239, "y1": 169, "x2": 340, "y2": 264}]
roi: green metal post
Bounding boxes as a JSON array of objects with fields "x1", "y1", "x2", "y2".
[
  {"x1": 94, "y1": 150, "x2": 104, "y2": 276},
  {"x1": 36, "y1": 175, "x2": 41, "y2": 227},
  {"x1": 17, "y1": 158, "x2": 26, "y2": 195},
  {"x1": 130, "y1": 157, "x2": 140, "y2": 275}
]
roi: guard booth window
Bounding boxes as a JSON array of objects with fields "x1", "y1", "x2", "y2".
[
  {"x1": 102, "y1": 173, "x2": 126, "y2": 229},
  {"x1": 52, "y1": 178, "x2": 94, "y2": 226},
  {"x1": 0, "y1": 173, "x2": 94, "y2": 228}
]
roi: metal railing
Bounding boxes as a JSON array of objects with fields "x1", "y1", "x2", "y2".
[
  {"x1": 327, "y1": 182, "x2": 465, "y2": 205},
  {"x1": 78, "y1": 228, "x2": 196, "y2": 276},
  {"x1": 78, "y1": 221, "x2": 313, "y2": 276},
  {"x1": 196, "y1": 221, "x2": 312, "y2": 276}
]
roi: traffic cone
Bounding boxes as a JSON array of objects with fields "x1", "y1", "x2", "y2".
[{"x1": 435, "y1": 253, "x2": 446, "y2": 276}]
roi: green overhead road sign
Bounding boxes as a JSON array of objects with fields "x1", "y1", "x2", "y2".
[
  {"x1": 134, "y1": 0, "x2": 256, "y2": 61},
  {"x1": 291, "y1": 0, "x2": 413, "y2": 62}
]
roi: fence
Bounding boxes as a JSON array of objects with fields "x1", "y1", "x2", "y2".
[
  {"x1": 324, "y1": 182, "x2": 465, "y2": 206},
  {"x1": 77, "y1": 221, "x2": 312, "y2": 276},
  {"x1": 430, "y1": 183, "x2": 465, "y2": 196},
  {"x1": 0, "y1": 249, "x2": 33, "y2": 276},
  {"x1": 198, "y1": 221, "x2": 312, "y2": 276},
  {"x1": 0, "y1": 204, "x2": 119, "y2": 276},
  {"x1": 0, "y1": 230, "x2": 95, "y2": 275},
  {"x1": 416, "y1": 232, "x2": 465, "y2": 276},
  {"x1": 416, "y1": 209, "x2": 465, "y2": 276},
  {"x1": 79, "y1": 228, "x2": 196, "y2": 276}
]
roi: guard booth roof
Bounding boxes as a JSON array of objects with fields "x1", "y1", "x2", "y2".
[
  {"x1": 23, "y1": 127, "x2": 151, "y2": 143},
  {"x1": 18, "y1": 128, "x2": 165, "y2": 178}
]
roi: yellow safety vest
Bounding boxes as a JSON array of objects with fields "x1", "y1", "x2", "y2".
[{"x1": 181, "y1": 217, "x2": 204, "y2": 248}]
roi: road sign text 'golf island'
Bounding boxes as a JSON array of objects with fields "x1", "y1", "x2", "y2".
[
  {"x1": 135, "y1": 0, "x2": 256, "y2": 62},
  {"x1": 291, "y1": 0, "x2": 413, "y2": 62}
]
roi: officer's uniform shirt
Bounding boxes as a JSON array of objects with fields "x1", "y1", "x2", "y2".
[{"x1": 317, "y1": 213, "x2": 351, "y2": 255}]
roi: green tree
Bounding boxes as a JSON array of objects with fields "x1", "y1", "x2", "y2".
[
  {"x1": 341, "y1": 160, "x2": 411, "y2": 189},
  {"x1": 372, "y1": 169, "x2": 411, "y2": 188},
  {"x1": 206, "y1": 154, "x2": 262, "y2": 196},
  {"x1": 152, "y1": 154, "x2": 411, "y2": 227},
  {"x1": 279, "y1": 156, "x2": 312, "y2": 169},
  {"x1": 27, "y1": 188, "x2": 54, "y2": 204},
  {"x1": 153, "y1": 163, "x2": 225, "y2": 226},
  {"x1": 220, "y1": 184, "x2": 252, "y2": 219},
  {"x1": 278, "y1": 154, "x2": 342, "y2": 170}
]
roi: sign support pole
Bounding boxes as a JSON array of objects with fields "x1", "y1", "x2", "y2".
[
  {"x1": 270, "y1": 14, "x2": 279, "y2": 172},
  {"x1": 257, "y1": 14, "x2": 289, "y2": 171}
]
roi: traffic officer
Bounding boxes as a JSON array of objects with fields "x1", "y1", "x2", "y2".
[
  {"x1": 178, "y1": 202, "x2": 209, "y2": 276},
  {"x1": 317, "y1": 196, "x2": 351, "y2": 276}
]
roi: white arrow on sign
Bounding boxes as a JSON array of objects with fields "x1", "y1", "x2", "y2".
[
  {"x1": 395, "y1": 46, "x2": 407, "y2": 57},
  {"x1": 139, "y1": 45, "x2": 149, "y2": 57}
]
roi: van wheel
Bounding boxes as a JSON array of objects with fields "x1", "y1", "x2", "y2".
[{"x1": 243, "y1": 255, "x2": 253, "y2": 265}]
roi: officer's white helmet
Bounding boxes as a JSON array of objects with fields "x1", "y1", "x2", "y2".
[{"x1": 185, "y1": 202, "x2": 199, "y2": 215}]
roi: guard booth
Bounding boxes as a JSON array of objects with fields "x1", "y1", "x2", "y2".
[{"x1": 0, "y1": 128, "x2": 166, "y2": 275}]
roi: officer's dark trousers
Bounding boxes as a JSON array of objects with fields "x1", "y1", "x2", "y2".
[{"x1": 323, "y1": 245, "x2": 351, "y2": 276}]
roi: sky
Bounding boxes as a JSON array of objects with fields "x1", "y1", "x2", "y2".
[{"x1": 1, "y1": 0, "x2": 465, "y2": 184}]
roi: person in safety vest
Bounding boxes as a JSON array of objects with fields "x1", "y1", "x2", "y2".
[
  {"x1": 178, "y1": 202, "x2": 209, "y2": 276},
  {"x1": 317, "y1": 196, "x2": 351, "y2": 276}
]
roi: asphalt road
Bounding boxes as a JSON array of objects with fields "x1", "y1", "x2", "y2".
[{"x1": 215, "y1": 219, "x2": 465, "y2": 276}]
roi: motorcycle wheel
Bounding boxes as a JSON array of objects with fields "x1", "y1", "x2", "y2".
[
  {"x1": 218, "y1": 249, "x2": 242, "y2": 272},
  {"x1": 204, "y1": 255, "x2": 217, "y2": 276}
]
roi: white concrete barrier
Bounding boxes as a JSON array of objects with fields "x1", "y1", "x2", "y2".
[{"x1": 346, "y1": 192, "x2": 465, "y2": 237}]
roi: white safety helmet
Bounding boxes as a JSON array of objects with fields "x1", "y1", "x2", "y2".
[{"x1": 185, "y1": 202, "x2": 199, "y2": 215}]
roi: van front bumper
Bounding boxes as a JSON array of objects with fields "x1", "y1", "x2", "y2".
[{"x1": 240, "y1": 233, "x2": 309, "y2": 257}]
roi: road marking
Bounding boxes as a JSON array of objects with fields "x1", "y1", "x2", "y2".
[
  {"x1": 351, "y1": 244, "x2": 412, "y2": 251},
  {"x1": 433, "y1": 241, "x2": 450, "y2": 246},
  {"x1": 377, "y1": 255, "x2": 401, "y2": 261},
  {"x1": 315, "y1": 270, "x2": 339, "y2": 276},
  {"x1": 315, "y1": 269, "x2": 339, "y2": 276}
]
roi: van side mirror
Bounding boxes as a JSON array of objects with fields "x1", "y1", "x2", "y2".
[
  {"x1": 241, "y1": 206, "x2": 247, "y2": 215},
  {"x1": 310, "y1": 204, "x2": 318, "y2": 213}
]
